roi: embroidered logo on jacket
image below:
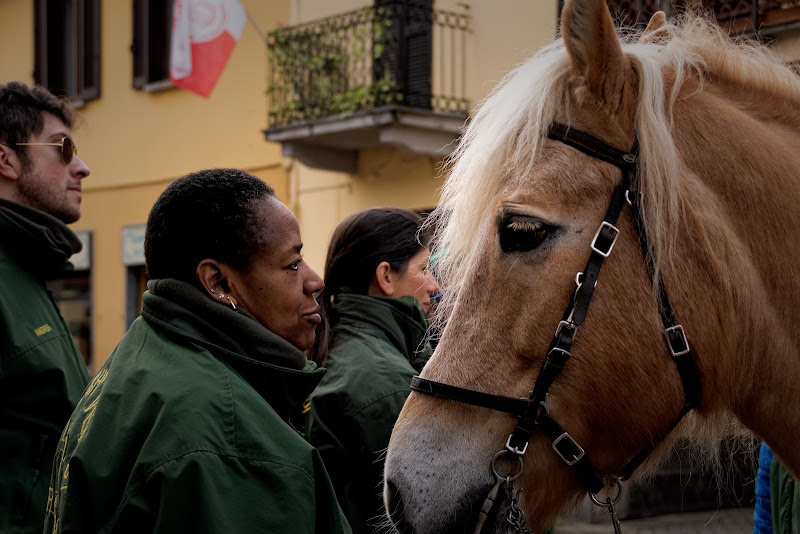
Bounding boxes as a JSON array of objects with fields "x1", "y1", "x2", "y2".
[
  {"x1": 35, "y1": 324, "x2": 52, "y2": 336},
  {"x1": 47, "y1": 367, "x2": 109, "y2": 529}
]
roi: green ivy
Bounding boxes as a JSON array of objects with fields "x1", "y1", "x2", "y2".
[{"x1": 267, "y1": 7, "x2": 403, "y2": 125}]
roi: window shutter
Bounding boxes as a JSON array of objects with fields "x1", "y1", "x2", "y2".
[
  {"x1": 34, "y1": 0, "x2": 100, "y2": 101},
  {"x1": 373, "y1": 0, "x2": 433, "y2": 109},
  {"x1": 404, "y1": 1, "x2": 432, "y2": 109},
  {"x1": 132, "y1": 0, "x2": 147, "y2": 89},
  {"x1": 79, "y1": 0, "x2": 101, "y2": 100}
]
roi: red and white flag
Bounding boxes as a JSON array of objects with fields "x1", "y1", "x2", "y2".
[{"x1": 170, "y1": 0, "x2": 247, "y2": 98}]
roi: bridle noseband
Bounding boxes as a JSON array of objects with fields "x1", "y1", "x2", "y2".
[{"x1": 410, "y1": 123, "x2": 701, "y2": 515}]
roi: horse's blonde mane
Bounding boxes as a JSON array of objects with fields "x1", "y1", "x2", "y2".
[
  {"x1": 428, "y1": 12, "x2": 800, "y2": 324},
  {"x1": 389, "y1": 12, "x2": 800, "y2": 528}
]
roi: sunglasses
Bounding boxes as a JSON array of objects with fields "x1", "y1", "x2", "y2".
[{"x1": 16, "y1": 137, "x2": 77, "y2": 164}]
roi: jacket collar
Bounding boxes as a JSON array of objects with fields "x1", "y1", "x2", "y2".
[
  {"x1": 332, "y1": 293, "x2": 431, "y2": 362},
  {"x1": 142, "y1": 279, "x2": 325, "y2": 415},
  {"x1": 0, "y1": 198, "x2": 82, "y2": 278}
]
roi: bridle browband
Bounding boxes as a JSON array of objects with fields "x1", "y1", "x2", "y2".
[{"x1": 410, "y1": 123, "x2": 701, "y2": 497}]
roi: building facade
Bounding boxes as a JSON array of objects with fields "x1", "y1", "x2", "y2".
[
  {"x1": 0, "y1": 0, "x2": 560, "y2": 372},
  {"x1": 2, "y1": 0, "x2": 799, "y2": 386}
]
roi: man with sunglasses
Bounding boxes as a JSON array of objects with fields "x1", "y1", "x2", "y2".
[{"x1": 0, "y1": 81, "x2": 91, "y2": 534}]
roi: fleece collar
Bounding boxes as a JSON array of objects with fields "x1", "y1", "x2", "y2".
[
  {"x1": 0, "y1": 198, "x2": 82, "y2": 278},
  {"x1": 142, "y1": 279, "x2": 325, "y2": 411},
  {"x1": 333, "y1": 293, "x2": 431, "y2": 361}
]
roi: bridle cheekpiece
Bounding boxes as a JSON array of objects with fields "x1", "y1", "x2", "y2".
[{"x1": 409, "y1": 123, "x2": 701, "y2": 533}]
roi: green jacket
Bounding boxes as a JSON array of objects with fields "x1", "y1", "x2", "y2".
[
  {"x1": 0, "y1": 199, "x2": 89, "y2": 534},
  {"x1": 307, "y1": 294, "x2": 433, "y2": 534},
  {"x1": 771, "y1": 457, "x2": 800, "y2": 534},
  {"x1": 45, "y1": 279, "x2": 351, "y2": 534}
]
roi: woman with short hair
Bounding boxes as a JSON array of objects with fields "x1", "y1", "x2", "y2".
[{"x1": 46, "y1": 169, "x2": 350, "y2": 534}]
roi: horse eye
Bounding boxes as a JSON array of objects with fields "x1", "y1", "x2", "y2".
[{"x1": 498, "y1": 219, "x2": 551, "y2": 252}]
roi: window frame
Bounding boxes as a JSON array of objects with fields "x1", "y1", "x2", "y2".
[
  {"x1": 132, "y1": 0, "x2": 174, "y2": 91},
  {"x1": 34, "y1": 0, "x2": 101, "y2": 102}
]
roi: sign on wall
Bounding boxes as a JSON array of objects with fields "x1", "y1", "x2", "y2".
[
  {"x1": 122, "y1": 224, "x2": 146, "y2": 266},
  {"x1": 70, "y1": 230, "x2": 92, "y2": 271}
]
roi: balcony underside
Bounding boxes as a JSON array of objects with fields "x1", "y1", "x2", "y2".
[{"x1": 263, "y1": 105, "x2": 467, "y2": 173}]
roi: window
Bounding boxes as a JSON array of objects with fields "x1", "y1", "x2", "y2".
[
  {"x1": 50, "y1": 274, "x2": 93, "y2": 369},
  {"x1": 374, "y1": 0, "x2": 434, "y2": 109},
  {"x1": 34, "y1": 0, "x2": 101, "y2": 102},
  {"x1": 122, "y1": 224, "x2": 148, "y2": 327},
  {"x1": 132, "y1": 0, "x2": 174, "y2": 89},
  {"x1": 50, "y1": 230, "x2": 93, "y2": 371},
  {"x1": 126, "y1": 266, "x2": 149, "y2": 328}
]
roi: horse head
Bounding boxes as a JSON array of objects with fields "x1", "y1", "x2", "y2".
[{"x1": 384, "y1": 0, "x2": 800, "y2": 532}]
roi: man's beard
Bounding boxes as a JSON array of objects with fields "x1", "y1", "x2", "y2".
[{"x1": 16, "y1": 162, "x2": 80, "y2": 224}]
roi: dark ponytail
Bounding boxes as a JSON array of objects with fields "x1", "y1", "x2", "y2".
[{"x1": 308, "y1": 207, "x2": 428, "y2": 367}]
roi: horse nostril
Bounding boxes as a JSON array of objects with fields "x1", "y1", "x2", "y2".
[{"x1": 386, "y1": 479, "x2": 411, "y2": 533}]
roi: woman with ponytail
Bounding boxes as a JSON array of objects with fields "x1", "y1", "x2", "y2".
[{"x1": 306, "y1": 207, "x2": 439, "y2": 534}]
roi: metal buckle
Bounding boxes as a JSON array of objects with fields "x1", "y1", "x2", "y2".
[
  {"x1": 552, "y1": 432, "x2": 585, "y2": 466},
  {"x1": 546, "y1": 347, "x2": 571, "y2": 365},
  {"x1": 506, "y1": 435, "x2": 529, "y2": 456},
  {"x1": 591, "y1": 221, "x2": 619, "y2": 257},
  {"x1": 665, "y1": 325, "x2": 690, "y2": 357},
  {"x1": 554, "y1": 321, "x2": 577, "y2": 345},
  {"x1": 539, "y1": 393, "x2": 550, "y2": 415}
]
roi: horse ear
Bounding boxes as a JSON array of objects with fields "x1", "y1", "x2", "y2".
[
  {"x1": 560, "y1": 0, "x2": 630, "y2": 104},
  {"x1": 639, "y1": 11, "x2": 669, "y2": 44}
]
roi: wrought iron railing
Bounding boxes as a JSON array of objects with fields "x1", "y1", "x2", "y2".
[
  {"x1": 266, "y1": 2, "x2": 471, "y2": 128},
  {"x1": 603, "y1": 0, "x2": 800, "y2": 33},
  {"x1": 605, "y1": 0, "x2": 688, "y2": 26}
]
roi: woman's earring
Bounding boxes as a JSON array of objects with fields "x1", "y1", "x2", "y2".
[
  {"x1": 217, "y1": 293, "x2": 225, "y2": 300},
  {"x1": 209, "y1": 288, "x2": 215, "y2": 294},
  {"x1": 226, "y1": 296, "x2": 237, "y2": 310}
]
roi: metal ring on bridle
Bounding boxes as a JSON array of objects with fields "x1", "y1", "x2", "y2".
[
  {"x1": 588, "y1": 478, "x2": 623, "y2": 507},
  {"x1": 491, "y1": 450, "x2": 524, "y2": 482}
]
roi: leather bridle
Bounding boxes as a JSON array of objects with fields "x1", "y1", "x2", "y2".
[{"x1": 410, "y1": 123, "x2": 701, "y2": 497}]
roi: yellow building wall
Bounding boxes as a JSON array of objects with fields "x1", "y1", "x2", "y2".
[
  {"x1": 21, "y1": 0, "x2": 790, "y2": 372},
  {"x1": 292, "y1": 148, "x2": 444, "y2": 272},
  {"x1": 286, "y1": 0, "x2": 559, "y2": 273},
  {"x1": 0, "y1": 2, "x2": 34, "y2": 81},
  {"x1": 1, "y1": 0, "x2": 291, "y2": 370},
  {"x1": 0, "y1": 0, "x2": 559, "y2": 370}
]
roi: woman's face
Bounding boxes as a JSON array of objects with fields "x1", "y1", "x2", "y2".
[
  {"x1": 391, "y1": 248, "x2": 439, "y2": 314},
  {"x1": 227, "y1": 198, "x2": 324, "y2": 350}
]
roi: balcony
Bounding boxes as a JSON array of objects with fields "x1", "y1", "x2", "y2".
[
  {"x1": 603, "y1": 0, "x2": 800, "y2": 36},
  {"x1": 263, "y1": 1, "x2": 471, "y2": 173},
  {"x1": 706, "y1": 0, "x2": 800, "y2": 36}
]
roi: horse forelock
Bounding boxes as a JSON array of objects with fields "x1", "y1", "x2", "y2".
[
  {"x1": 426, "y1": 40, "x2": 572, "y2": 327},
  {"x1": 428, "y1": 11, "x2": 800, "y2": 325}
]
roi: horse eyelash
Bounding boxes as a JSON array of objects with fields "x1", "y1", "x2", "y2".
[
  {"x1": 499, "y1": 219, "x2": 551, "y2": 252},
  {"x1": 506, "y1": 219, "x2": 544, "y2": 233}
]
